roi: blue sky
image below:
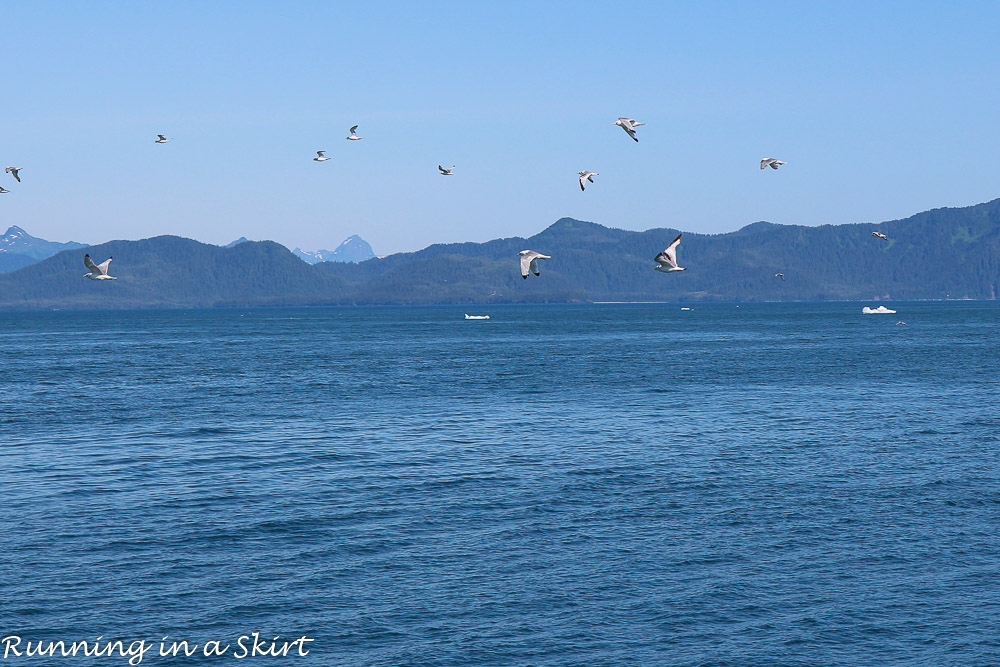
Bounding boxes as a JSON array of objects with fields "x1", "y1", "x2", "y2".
[{"x1": 3, "y1": 1, "x2": 1000, "y2": 255}]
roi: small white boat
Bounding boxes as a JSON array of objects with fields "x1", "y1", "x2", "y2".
[
  {"x1": 862, "y1": 305, "x2": 896, "y2": 314},
  {"x1": 464, "y1": 314, "x2": 490, "y2": 320}
]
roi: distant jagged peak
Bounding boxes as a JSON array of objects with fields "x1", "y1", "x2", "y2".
[
  {"x1": 224, "y1": 237, "x2": 250, "y2": 248},
  {"x1": 337, "y1": 234, "x2": 367, "y2": 248},
  {"x1": 293, "y1": 234, "x2": 375, "y2": 264},
  {"x1": 1, "y1": 225, "x2": 86, "y2": 259}
]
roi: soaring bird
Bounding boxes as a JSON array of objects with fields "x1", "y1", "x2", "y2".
[
  {"x1": 5, "y1": 167, "x2": 21, "y2": 182},
  {"x1": 346, "y1": 125, "x2": 362, "y2": 140},
  {"x1": 0, "y1": 186, "x2": 9, "y2": 194},
  {"x1": 872, "y1": 231, "x2": 888, "y2": 241},
  {"x1": 775, "y1": 273, "x2": 785, "y2": 281},
  {"x1": 155, "y1": 134, "x2": 170, "y2": 143},
  {"x1": 438, "y1": 165, "x2": 455, "y2": 175},
  {"x1": 612, "y1": 118, "x2": 645, "y2": 143},
  {"x1": 654, "y1": 234, "x2": 686, "y2": 273},
  {"x1": 760, "y1": 158, "x2": 786, "y2": 170},
  {"x1": 613, "y1": 117, "x2": 645, "y2": 142},
  {"x1": 578, "y1": 171, "x2": 598, "y2": 191},
  {"x1": 313, "y1": 151, "x2": 330, "y2": 162},
  {"x1": 83, "y1": 254, "x2": 116, "y2": 280},
  {"x1": 519, "y1": 250, "x2": 550, "y2": 279}
]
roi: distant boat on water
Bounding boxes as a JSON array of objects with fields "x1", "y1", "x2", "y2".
[
  {"x1": 863, "y1": 305, "x2": 896, "y2": 314},
  {"x1": 465, "y1": 314, "x2": 490, "y2": 320}
]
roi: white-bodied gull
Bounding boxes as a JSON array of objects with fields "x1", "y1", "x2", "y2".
[
  {"x1": 438, "y1": 165, "x2": 455, "y2": 175},
  {"x1": 313, "y1": 150, "x2": 330, "y2": 162},
  {"x1": 654, "y1": 234, "x2": 686, "y2": 273},
  {"x1": 578, "y1": 170, "x2": 598, "y2": 191},
  {"x1": 0, "y1": 186, "x2": 9, "y2": 194},
  {"x1": 760, "y1": 158, "x2": 786, "y2": 170},
  {"x1": 519, "y1": 250, "x2": 550, "y2": 279},
  {"x1": 346, "y1": 125, "x2": 362, "y2": 140},
  {"x1": 872, "y1": 231, "x2": 888, "y2": 241},
  {"x1": 775, "y1": 273, "x2": 785, "y2": 281},
  {"x1": 84, "y1": 254, "x2": 116, "y2": 280},
  {"x1": 5, "y1": 167, "x2": 21, "y2": 182},
  {"x1": 155, "y1": 134, "x2": 170, "y2": 144},
  {"x1": 613, "y1": 117, "x2": 644, "y2": 142}
]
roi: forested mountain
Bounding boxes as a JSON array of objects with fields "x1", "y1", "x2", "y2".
[
  {"x1": 0, "y1": 236, "x2": 346, "y2": 310},
  {"x1": 0, "y1": 199, "x2": 998, "y2": 309},
  {"x1": 317, "y1": 199, "x2": 1000, "y2": 303}
]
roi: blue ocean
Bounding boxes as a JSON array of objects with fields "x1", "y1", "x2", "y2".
[{"x1": 2, "y1": 302, "x2": 999, "y2": 666}]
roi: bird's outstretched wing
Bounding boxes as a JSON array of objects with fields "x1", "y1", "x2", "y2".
[
  {"x1": 520, "y1": 253, "x2": 533, "y2": 278},
  {"x1": 655, "y1": 233, "x2": 682, "y2": 268}
]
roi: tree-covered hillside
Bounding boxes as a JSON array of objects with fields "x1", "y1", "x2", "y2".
[
  {"x1": 0, "y1": 236, "x2": 346, "y2": 310},
  {"x1": 1, "y1": 198, "x2": 998, "y2": 309}
]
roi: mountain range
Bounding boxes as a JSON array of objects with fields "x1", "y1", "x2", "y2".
[
  {"x1": 0, "y1": 198, "x2": 998, "y2": 309},
  {"x1": 0, "y1": 226, "x2": 86, "y2": 273}
]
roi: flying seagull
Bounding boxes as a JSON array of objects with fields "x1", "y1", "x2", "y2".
[
  {"x1": 896, "y1": 321, "x2": 907, "y2": 326},
  {"x1": 654, "y1": 234, "x2": 686, "y2": 273},
  {"x1": 872, "y1": 231, "x2": 888, "y2": 241},
  {"x1": 5, "y1": 167, "x2": 21, "y2": 182},
  {"x1": 313, "y1": 151, "x2": 330, "y2": 162},
  {"x1": 760, "y1": 158, "x2": 786, "y2": 170},
  {"x1": 0, "y1": 186, "x2": 9, "y2": 194},
  {"x1": 155, "y1": 134, "x2": 170, "y2": 143},
  {"x1": 578, "y1": 170, "x2": 598, "y2": 191},
  {"x1": 613, "y1": 117, "x2": 644, "y2": 142},
  {"x1": 83, "y1": 254, "x2": 116, "y2": 280},
  {"x1": 346, "y1": 125, "x2": 362, "y2": 140},
  {"x1": 438, "y1": 165, "x2": 455, "y2": 175},
  {"x1": 519, "y1": 250, "x2": 550, "y2": 279},
  {"x1": 775, "y1": 273, "x2": 785, "y2": 280}
]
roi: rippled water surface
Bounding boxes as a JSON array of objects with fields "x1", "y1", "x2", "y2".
[{"x1": 2, "y1": 303, "x2": 999, "y2": 665}]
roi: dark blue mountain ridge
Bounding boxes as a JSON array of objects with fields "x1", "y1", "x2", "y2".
[
  {"x1": 0, "y1": 236, "x2": 346, "y2": 310},
  {"x1": 0, "y1": 197, "x2": 998, "y2": 309},
  {"x1": 315, "y1": 200, "x2": 1000, "y2": 302}
]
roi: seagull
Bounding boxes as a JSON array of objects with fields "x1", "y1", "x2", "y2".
[
  {"x1": 760, "y1": 158, "x2": 786, "y2": 170},
  {"x1": 155, "y1": 134, "x2": 170, "y2": 143},
  {"x1": 0, "y1": 186, "x2": 9, "y2": 194},
  {"x1": 896, "y1": 321, "x2": 907, "y2": 326},
  {"x1": 775, "y1": 272, "x2": 785, "y2": 280},
  {"x1": 83, "y1": 254, "x2": 116, "y2": 280},
  {"x1": 519, "y1": 250, "x2": 550, "y2": 279},
  {"x1": 346, "y1": 125, "x2": 362, "y2": 140},
  {"x1": 313, "y1": 150, "x2": 330, "y2": 162},
  {"x1": 872, "y1": 231, "x2": 888, "y2": 241},
  {"x1": 613, "y1": 117, "x2": 645, "y2": 142},
  {"x1": 578, "y1": 171, "x2": 598, "y2": 191},
  {"x1": 438, "y1": 165, "x2": 455, "y2": 175},
  {"x1": 654, "y1": 234, "x2": 686, "y2": 273},
  {"x1": 5, "y1": 167, "x2": 21, "y2": 182}
]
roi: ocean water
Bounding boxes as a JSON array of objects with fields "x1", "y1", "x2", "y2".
[{"x1": 2, "y1": 302, "x2": 999, "y2": 666}]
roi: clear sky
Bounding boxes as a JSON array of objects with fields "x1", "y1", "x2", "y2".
[{"x1": 3, "y1": 1, "x2": 1000, "y2": 255}]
